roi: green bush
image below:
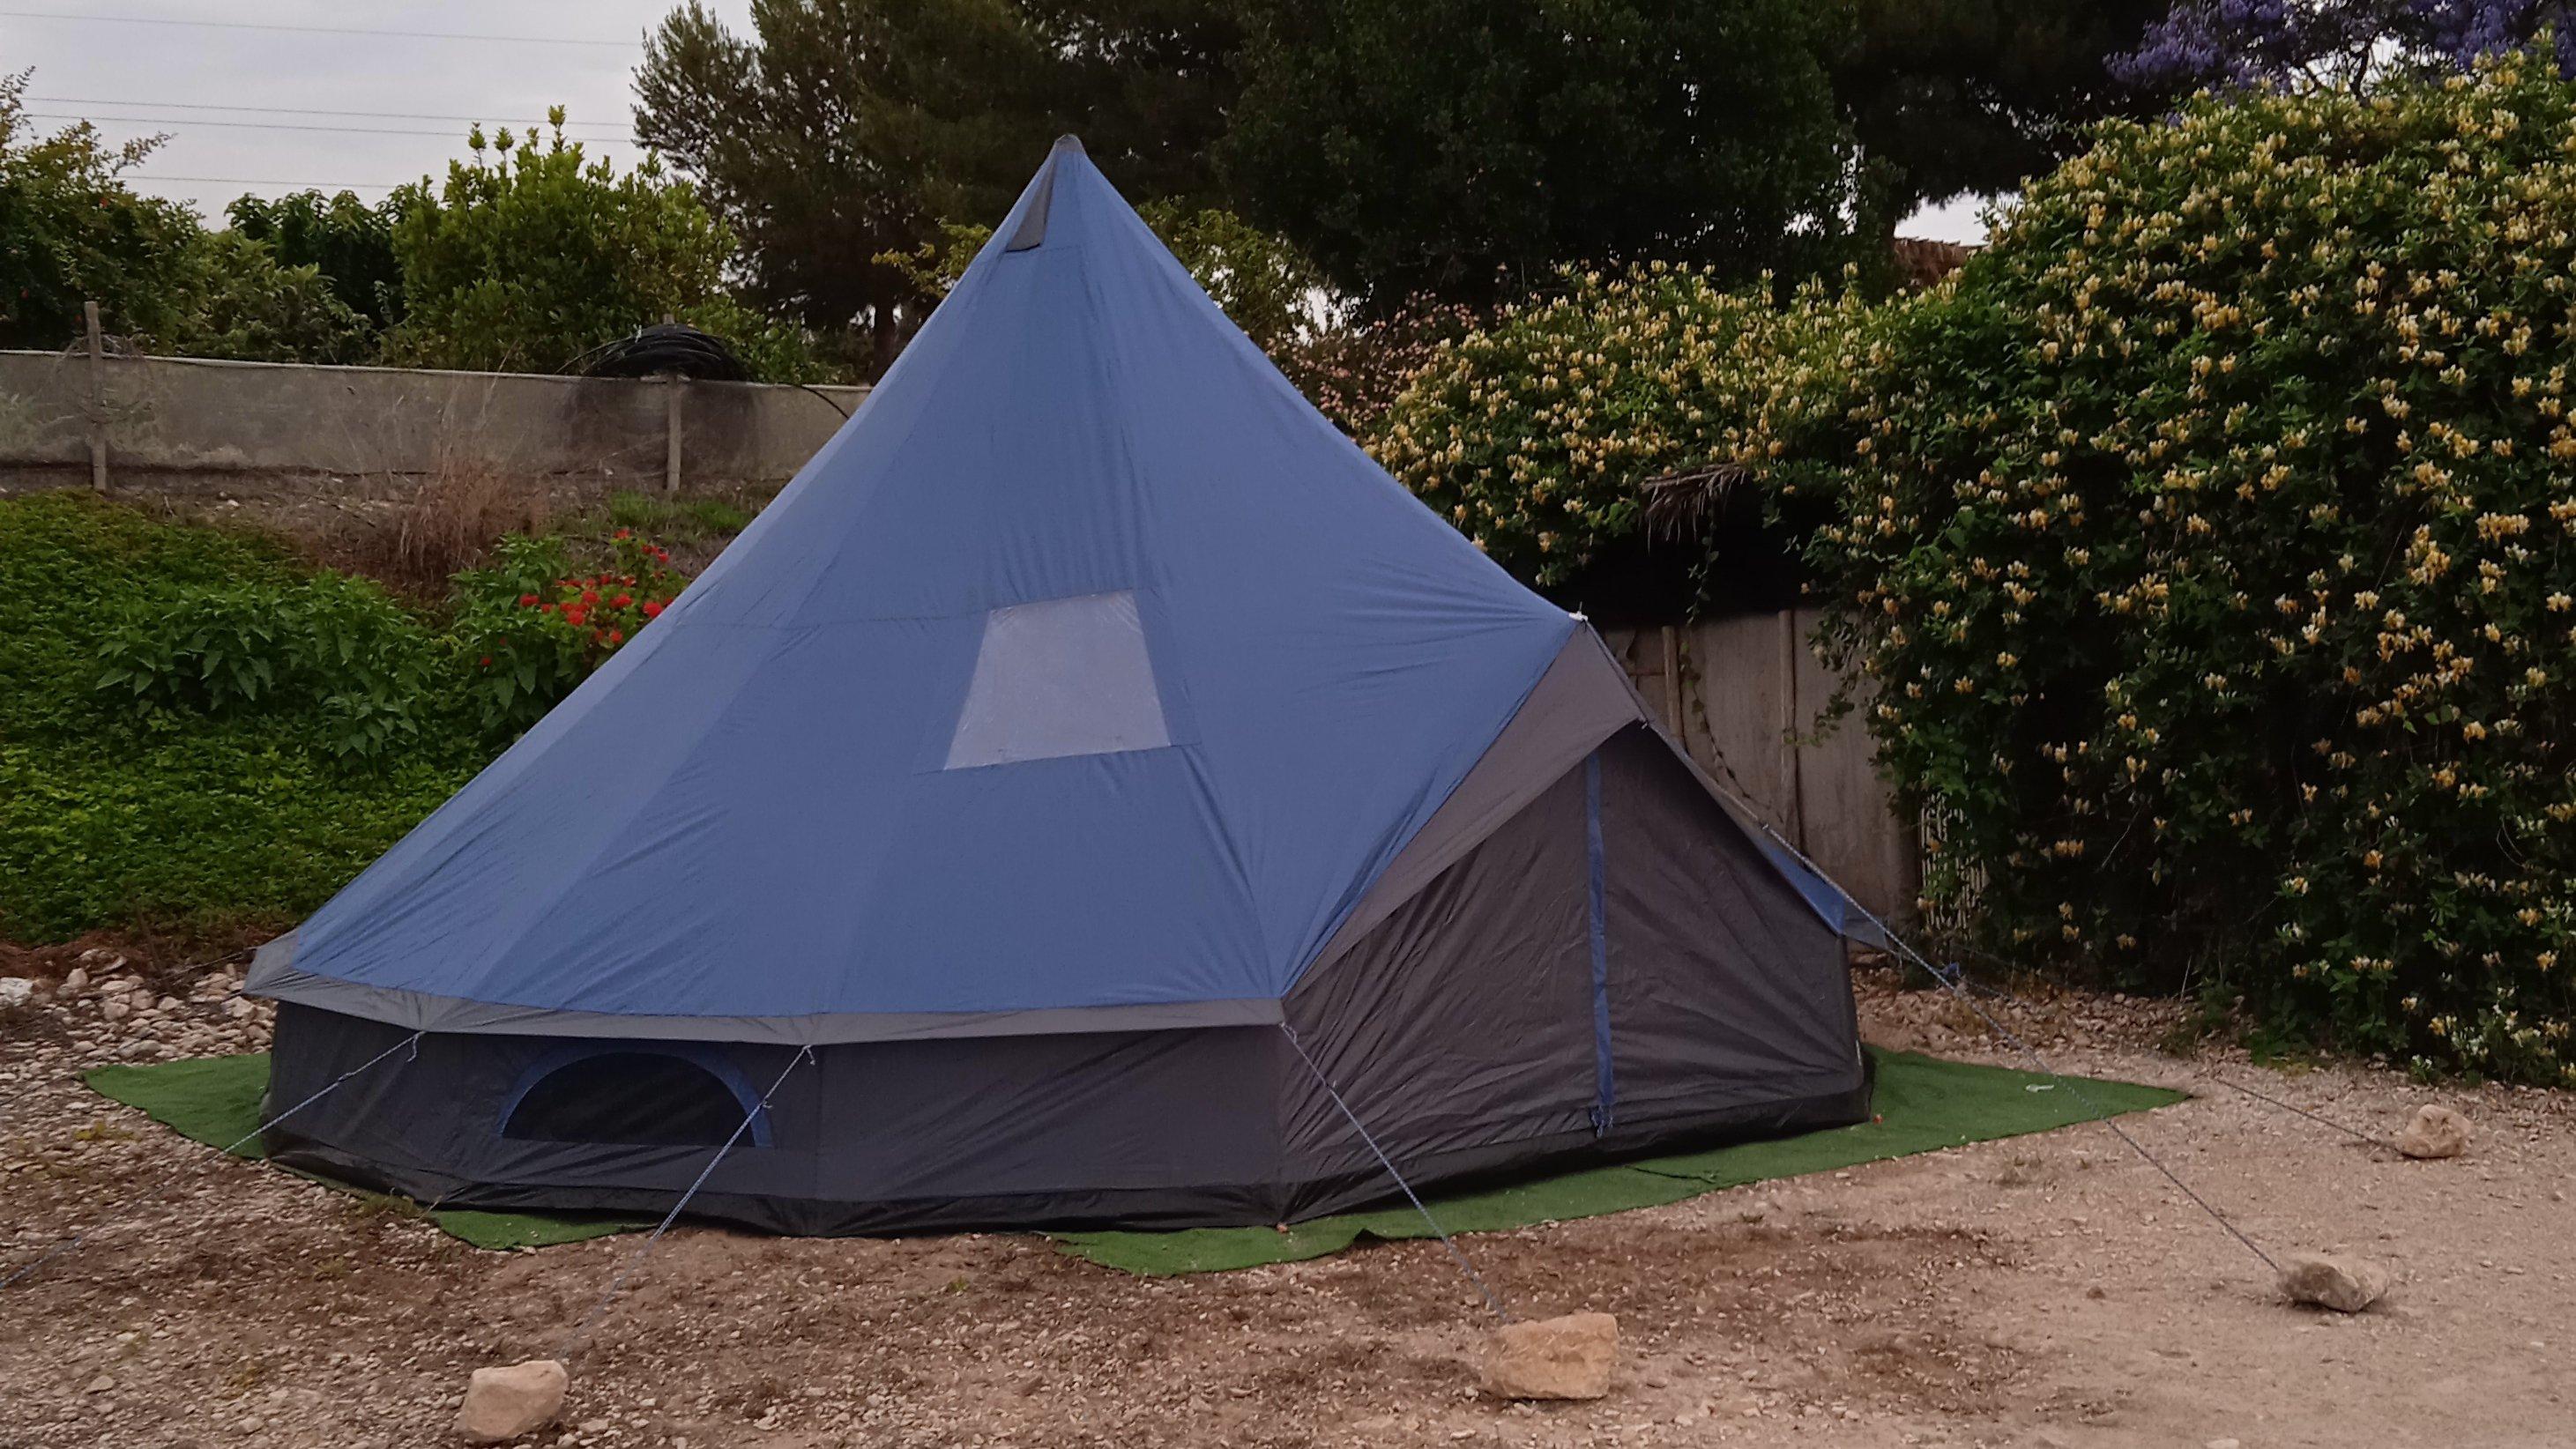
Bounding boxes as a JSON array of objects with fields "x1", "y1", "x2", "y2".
[
  {"x1": 1794, "y1": 49, "x2": 2576, "y2": 1082},
  {"x1": 1372, "y1": 264, "x2": 1867, "y2": 590},
  {"x1": 0, "y1": 494, "x2": 690, "y2": 942},
  {"x1": 0, "y1": 71, "x2": 201, "y2": 349},
  {"x1": 0, "y1": 495, "x2": 480, "y2": 940},
  {"x1": 382, "y1": 115, "x2": 830, "y2": 382},
  {"x1": 149, "y1": 229, "x2": 376, "y2": 366},
  {"x1": 95, "y1": 574, "x2": 431, "y2": 743}
]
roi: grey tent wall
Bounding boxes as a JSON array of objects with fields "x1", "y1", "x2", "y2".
[
  {"x1": 1591, "y1": 727, "x2": 1865, "y2": 1115},
  {"x1": 1274, "y1": 724, "x2": 1868, "y2": 1220},
  {"x1": 263, "y1": 1003, "x2": 1311, "y2": 1233}
]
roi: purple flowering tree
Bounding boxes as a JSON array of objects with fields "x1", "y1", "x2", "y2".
[{"x1": 2111, "y1": 0, "x2": 2576, "y2": 89}]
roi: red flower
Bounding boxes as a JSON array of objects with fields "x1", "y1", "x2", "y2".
[
  {"x1": 517, "y1": 592, "x2": 540, "y2": 606},
  {"x1": 564, "y1": 607, "x2": 588, "y2": 627},
  {"x1": 614, "y1": 528, "x2": 631, "y2": 539},
  {"x1": 641, "y1": 599, "x2": 664, "y2": 619},
  {"x1": 606, "y1": 628, "x2": 624, "y2": 644},
  {"x1": 581, "y1": 590, "x2": 599, "y2": 605},
  {"x1": 612, "y1": 593, "x2": 632, "y2": 608},
  {"x1": 478, "y1": 655, "x2": 492, "y2": 667}
]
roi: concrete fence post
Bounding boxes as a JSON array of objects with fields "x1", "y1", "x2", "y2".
[
  {"x1": 665, "y1": 375, "x2": 684, "y2": 494},
  {"x1": 84, "y1": 301, "x2": 107, "y2": 493}
]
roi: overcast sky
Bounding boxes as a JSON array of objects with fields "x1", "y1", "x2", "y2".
[{"x1": 4, "y1": 1, "x2": 1987, "y2": 244}]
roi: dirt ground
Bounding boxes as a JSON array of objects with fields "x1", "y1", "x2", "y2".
[{"x1": 2, "y1": 946, "x2": 2569, "y2": 1449}]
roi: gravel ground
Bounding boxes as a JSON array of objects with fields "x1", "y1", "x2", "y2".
[{"x1": 2, "y1": 942, "x2": 2569, "y2": 1448}]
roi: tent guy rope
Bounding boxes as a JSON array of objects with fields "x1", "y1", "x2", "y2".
[
  {"x1": 1, "y1": 1029, "x2": 426, "y2": 1290},
  {"x1": 1277, "y1": 1024, "x2": 1514, "y2": 1323},
  {"x1": 1743, "y1": 816, "x2": 2284, "y2": 1275},
  {"x1": 556, "y1": 1045, "x2": 816, "y2": 1361}
]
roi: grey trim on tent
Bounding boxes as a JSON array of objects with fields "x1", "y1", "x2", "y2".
[
  {"x1": 1004, "y1": 136, "x2": 1083, "y2": 250},
  {"x1": 1305, "y1": 628, "x2": 1646, "y2": 976},
  {"x1": 1565, "y1": 628, "x2": 1894, "y2": 952},
  {"x1": 1305, "y1": 621, "x2": 1888, "y2": 982},
  {"x1": 248, "y1": 933, "x2": 1284, "y2": 1044}
]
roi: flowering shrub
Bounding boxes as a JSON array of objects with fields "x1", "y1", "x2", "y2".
[
  {"x1": 1371, "y1": 264, "x2": 1868, "y2": 589},
  {"x1": 1798, "y1": 49, "x2": 2576, "y2": 1081},
  {"x1": 450, "y1": 531, "x2": 682, "y2": 734}
]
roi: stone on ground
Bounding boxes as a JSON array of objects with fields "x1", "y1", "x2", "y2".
[
  {"x1": 1481, "y1": 1312, "x2": 1619, "y2": 1400},
  {"x1": 2278, "y1": 1252, "x2": 2390, "y2": 1313},
  {"x1": 455, "y1": 1358, "x2": 568, "y2": 1443},
  {"x1": 2396, "y1": 1103, "x2": 2469, "y2": 1159}
]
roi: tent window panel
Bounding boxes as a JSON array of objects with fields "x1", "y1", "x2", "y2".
[
  {"x1": 944, "y1": 590, "x2": 1173, "y2": 769},
  {"x1": 502, "y1": 1051, "x2": 755, "y2": 1147}
]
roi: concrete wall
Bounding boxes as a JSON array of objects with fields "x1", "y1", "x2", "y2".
[
  {"x1": 0, "y1": 346, "x2": 1915, "y2": 913},
  {"x1": 0, "y1": 349, "x2": 867, "y2": 490},
  {"x1": 1602, "y1": 612, "x2": 1920, "y2": 923}
]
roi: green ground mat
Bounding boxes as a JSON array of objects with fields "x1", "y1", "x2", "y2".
[
  {"x1": 1053, "y1": 1050, "x2": 2184, "y2": 1274},
  {"x1": 83, "y1": 1055, "x2": 649, "y2": 1251},
  {"x1": 83, "y1": 1049, "x2": 2180, "y2": 1268}
]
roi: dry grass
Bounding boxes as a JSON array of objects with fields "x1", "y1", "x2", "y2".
[{"x1": 325, "y1": 464, "x2": 547, "y2": 595}]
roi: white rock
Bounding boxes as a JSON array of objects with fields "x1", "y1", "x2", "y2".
[
  {"x1": 63, "y1": 968, "x2": 88, "y2": 992},
  {"x1": 2279, "y1": 1253, "x2": 2390, "y2": 1313},
  {"x1": 100, "y1": 1000, "x2": 129, "y2": 1022},
  {"x1": 455, "y1": 1358, "x2": 567, "y2": 1443},
  {"x1": 2397, "y1": 1104, "x2": 2468, "y2": 1159},
  {"x1": 0, "y1": 977, "x2": 33, "y2": 1007},
  {"x1": 84, "y1": 1374, "x2": 114, "y2": 1393},
  {"x1": 1481, "y1": 1312, "x2": 1619, "y2": 1400}
]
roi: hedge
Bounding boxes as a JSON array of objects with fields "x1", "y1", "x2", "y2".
[{"x1": 1797, "y1": 49, "x2": 2576, "y2": 1082}]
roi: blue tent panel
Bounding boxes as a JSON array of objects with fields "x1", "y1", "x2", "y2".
[{"x1": 260, "y1": 137, "x2": 1578, "y2": 1033}]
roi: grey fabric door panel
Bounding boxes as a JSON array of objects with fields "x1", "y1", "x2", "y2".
[{"x1": 1594, "y1": 726, "x2": 1863, "y2": 1111}]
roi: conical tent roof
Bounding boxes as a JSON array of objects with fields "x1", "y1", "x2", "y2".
[{"x1": 254, "y1": 137, "x2": 1595, "y2": 1040}]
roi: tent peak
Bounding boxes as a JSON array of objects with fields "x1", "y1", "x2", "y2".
[{"x1": 1005, "y1": 136, "x2": 1089, "y2": 251}]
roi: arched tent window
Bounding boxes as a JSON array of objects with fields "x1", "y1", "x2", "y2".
[{"x1": 499, "y1": 1046, "x2": 771, "y2": 1148}]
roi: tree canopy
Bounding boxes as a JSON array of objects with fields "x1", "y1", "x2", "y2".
[
  {"x1": 2112, "y1": 0, "x2": 2576, "y2": 91},
  {"x1": 635, "y1": 0, "x2": 1240, "y2": 372},
  {"x1": 627, "y1": 0, "x2": 2192, "y2": 343},
  {"x1": 226, "y1": 189, "x2": 405, "y2": 332},
  {"x1": 0, "y1": 71, "x2": 197, "y2": 349},
  {"x1": 1218, "y1": 0, "x2": 1855, "y2": 308},
  {"x1": 382, "y1": 116, "x2": 821, "y2": 380},
  {"x1": 1829, "y1": 0, "x2": 2170, "y2": 226}
]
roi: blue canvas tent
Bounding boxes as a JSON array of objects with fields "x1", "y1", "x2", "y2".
[{"x1": 249, "y1": 138, "x2": 1867, "y2": 1231}]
